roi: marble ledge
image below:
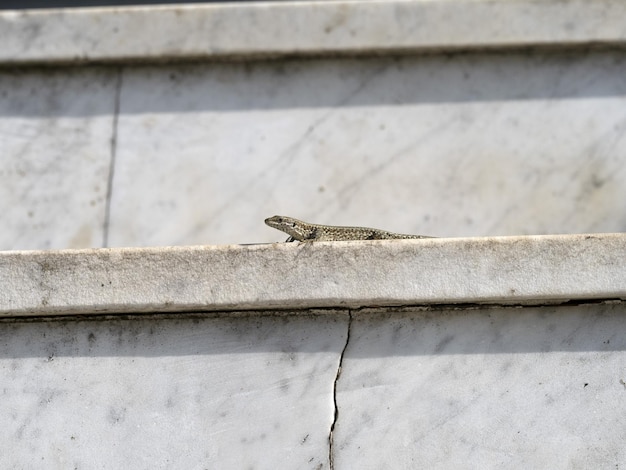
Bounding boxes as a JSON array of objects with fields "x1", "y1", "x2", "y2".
[
  {"x1": 2, "y1": 0, "x2": 626, "y2": 65},
  {"x1": 0, "y1": 233, "x2": 624, "y2": 317}
]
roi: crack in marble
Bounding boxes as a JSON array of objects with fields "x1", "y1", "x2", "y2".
[
  {"x1": 103, "y1": 67, "x2": 122, "y2": 248},
  {"x1": 329, "y1": 310, "x2": 351, "y2": 469}
]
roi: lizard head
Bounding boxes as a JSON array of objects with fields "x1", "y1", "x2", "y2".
[
  {"x1": 265, "y1": 215, "x2": 307, "y2": 241},
  {"x1": 265, "y1": 215, "x2": 296, "y2": 231}
]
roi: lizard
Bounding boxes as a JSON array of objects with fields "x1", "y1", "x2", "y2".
[{"x1": 265, "y1": 215, "x2": 435, "y2": 242}]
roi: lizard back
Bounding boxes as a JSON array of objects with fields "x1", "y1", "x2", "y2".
[{"x1": 265, "y1": 215, "x2": 434, "y2": 242}]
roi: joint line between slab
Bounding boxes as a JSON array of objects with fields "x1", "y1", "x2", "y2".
[
  {"x1": 103, "y1": 67, "x2": 122, "y2": 248},
  {"x1": 329, "y1": 310, "x2": 351, "y2": 469}
]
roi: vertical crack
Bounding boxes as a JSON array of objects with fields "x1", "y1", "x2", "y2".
[
  {"x1": 329, "y1": 310, "x2": 352, "y2": 469},
  {"x1": 103, "y1": 67, "x2": 122, "y2": 248}
]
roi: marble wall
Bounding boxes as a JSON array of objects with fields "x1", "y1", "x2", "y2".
[
  {"x1": 0, "y1": 68, "x2": 117, "y2": 250},
  {"x1": 2, "y1": 2, "x2": 625, "y2": 469},
  {"x1": 2, "y1": 303, "x2": 625, "y2": 468},
  {"x1": 2, "y1": 50, "x2": 626, "y2": 250}
]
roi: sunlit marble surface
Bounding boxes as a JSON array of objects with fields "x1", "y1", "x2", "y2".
[
  {"x1": 2, "y1": 235, "x2": 625, "y2": 317},
  {"x1": 2, "y1": 2, "x2": 625, "y2": 468},
  {"x1": 110, "y1": 51, "x2": 626, "y2": 246},
  {"x1": 3, "y1": 50, "x2": 626, "y2": 250},
  {"x1": 2, "y1": 0, "x2": 626, "y2": 64},
  {"x1": 2, "y1": 303, "x2": 625, "y2": 468},
  {"x1": 336, "y1": 303, "x2": 626, "y2": 468},
  {"x1": 0, "y1": 68, "x2": 117, "y2": 250},
  {"x1": 2, "y1": 50, "x2": 626, "y2": 250}
]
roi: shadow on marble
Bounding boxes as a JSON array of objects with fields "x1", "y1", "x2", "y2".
[
  {"x1": 349, "y1": 302, "x2": 626, "y2": 357},
  {"x1": 0, "y1": 66, "x2": 119, "y2": 117},
  {"x1": 3, "y1": 51, "x2": 626, "y2": 118},
  {"x1": 0, "y1": 312, "x2": 347, "y2": 358},
  {"x1": 117, "y1": 51, "x2": 626, "y2": 114}
]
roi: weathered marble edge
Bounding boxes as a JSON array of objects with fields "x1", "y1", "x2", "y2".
[
  {"x1": 1, "y1": 0, "x2": 626, "y2": 65},
  {"x1": 0, "y1": 233, "x2": 624, "y2": 317}
]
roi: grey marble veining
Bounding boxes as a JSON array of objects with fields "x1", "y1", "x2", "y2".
[
  {"x1": 2, "y1": 50, "x2": 626, "y2": 250},
  {"x1": 109, "y1": 51, "x2": 626, "y2": 246},
  {"x1": 334, "y1": 303, "x2": 626, "y2": 469},
  {"x1": 0, "y1": 313, "x2": 347, "y2": 469},
  {"x1": 2, "y1": 303, "x2": 625, "y2": 468},
  {"x1": 1, "y1": 2, "x2": 625, "y2": 468}
]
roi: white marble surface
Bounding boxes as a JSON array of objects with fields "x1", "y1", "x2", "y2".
[
  {"x1": 0, "y1": 68, "x2": 117, "y2": 251},
  {"x1": 0, "y1": 30, "x2": 626, "y2": 251},
  {"x1": 1, "y1": 52, "x2": 626, "y2": 249},
  {"x1": 2, "y1": 303, "x2": 625, "y2": 468},
  {"x1": 2, "y1": 3, "x2": 626, "y2": 468},
  {"x1": 108, "y1": 52, "x2": 626, "y2": 246},
  {"x1": 336, "y1": 303, "x2": 626, "y2": 468},
  {"x1": 0, "y1": 313, "x2": 347, "y2": 469},
  {"x1": 1, "y1": 234, "x2": 625, "y2": 317},
  {"x1": 1, "y1": 0, "x2": 626, "y2": 64}
]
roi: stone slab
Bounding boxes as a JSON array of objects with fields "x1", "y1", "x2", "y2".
[
  {"x1": 105, "y1": 52, "x2": 626, "y2": 246},
  {"x1": 0, "y1": 233, "x2": 624, "y2": 317},
  {"x1": 2, "y1": 303, "x2": 625, "y2": 468},
  {"x1": 336, "y1": 303, "x2": 626, "y2": 469},
  {"x1": 0, "y1": 313, "x2": 347, "y2": 469},
  {"x1": 0, "y1": 68, "x2": 117, "y2": 250},
  {"x1": 1, "y1": 0, "x2": 626, "y2": 65}
]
